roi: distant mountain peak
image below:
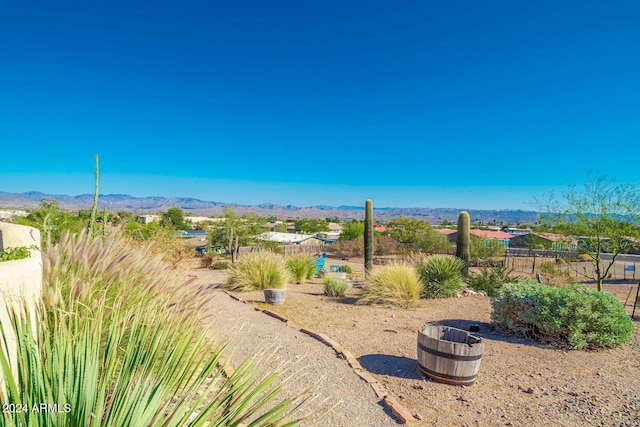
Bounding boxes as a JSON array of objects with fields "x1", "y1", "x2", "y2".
[{"x1": 0, "y1": 191, "x2": 539, "y2": 223}]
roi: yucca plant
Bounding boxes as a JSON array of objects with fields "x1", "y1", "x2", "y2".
[
  {"x1": 286, "y1": 254, "x2": 315, "y2": 284},
  {"x1": 417, "y1": 254, "x2": 466, "y2": 298},
  {"x1": 357, "y1": 263, "x2": 421, "y2": 308},
  {"x1": 323, "y1": 278, "x2": 350, "y2": 297},
  {"x1": 0, "y1": 298, "x2": 309, "y2": 427},
  {"x1": 224, "y1": 250, "x2": 291, "y2": 291}
]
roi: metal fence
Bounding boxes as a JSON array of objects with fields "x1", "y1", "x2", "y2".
[
  {"x1": 235, "y1": 244, "x2": 325, "y2": 257},
  {"x1": 504, "y1": 248, "x2": 575, "y2": 259}
]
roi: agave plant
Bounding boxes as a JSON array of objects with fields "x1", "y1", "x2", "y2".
[{"x1": 417, "y1": 254, "x2": 466, "y2": 298}]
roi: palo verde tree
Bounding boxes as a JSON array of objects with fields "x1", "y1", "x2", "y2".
[
  {"x1": 538, "y1": 175, "x2": 640, "y2": 291},
  {"x1": 339, "y1": 220, "x2": 364, "y2": 241}
]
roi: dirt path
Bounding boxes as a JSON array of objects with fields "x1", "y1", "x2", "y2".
[{"x1": 187, "y1": 267, "x2": 399, "y2": 426}]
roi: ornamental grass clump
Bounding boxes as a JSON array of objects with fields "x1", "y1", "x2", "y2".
[
  {"x1": 357, "y1": 263, "x2": 421, "y2": 308},
  {"x1": 323, "y1": 278, "x2": 350, "y2": 297},
  {"x1": 286, "y1": 254, "x2": 315, "y2": 284},
  {"x1": 224, "y1": 250, "x2": 291, "y2": 291},
  {"x1": 491, "y1": 282, "x2": 634, "y2": 349},
  {"x1": 417, "y1": 254, "x2": 466, "y2": 298},
  {"x1": 42, "y1": 230, "x2": 207, "y2": 325}
]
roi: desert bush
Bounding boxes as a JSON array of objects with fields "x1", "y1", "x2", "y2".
[
  {"x1": 323, "y1": 278, "x2": 350, "y2": 297},
  {"x1": 331, "y1": 236, "x2": 363, "y2": 259},
  {"x1": 578, "y1": 252, "x2": 593, "y2": 261},
  {"x1": 470, "y1": 236, "x2": 505, "y2": 261},
  {"x1": 358, "y1": 263, "x2": 421, "y2": 308},
  {"x1": 466, "y1": 265, "x2": 522, "y2": 296},
  {"x1": 491, "y1": 282, "x2": 634, "y2": 349},
  {"x1": 223, "y1": 250, "x2": 291, "y2": 291},
  {"x1": 200, "y1": 255, "x2": 213, "y2": 268},
  {"x1": 256, "y1": 240, "x2": 285, "y2": 254},
  {"x1": 374, "y1": 235, "x2": 401, "y2": 255},
  {"x1": 286, "y1": 254, "x2": 315, "y2": 284},
  {"x1": 417, "y1": 254, "x2": 466, "y2": 298},
  {"x1": 338, "y1": 264, "x2": 353, "y2": 274},
  {"x1": 539, "y1": 261, "x2": 577, "y2": 285},
  {"x1": 211, "y1": 261, "x2": 229, "y2": 270}
]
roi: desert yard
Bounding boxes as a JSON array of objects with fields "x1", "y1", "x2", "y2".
[{"x1": 185, "y1": 256, "x2": 640, "y2": 426}]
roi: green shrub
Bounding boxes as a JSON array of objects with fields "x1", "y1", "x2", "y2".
[
  {"x1": 0, "y1": 246, "x2": 31, "y2": 262},
  {"x1": 491, "y1": 282, "x2": 634, "y2": 349},
  {"x1": 211, "y1": 261, "x2": 229, "y2": 270},
  {"x1": 338, "y1": 265, "x2": 353, "y2": 274},
  {"x1": 358, "y1": 263, "x2": 421, "y2": 308},
  {"x1": 256, "y1": 240, "x2": 284, "y2": 254},
  {"x1": 286, "y1": 254, "x2": 315, "y2": 284},
  {"x1": 417, "y1": 254, "x2": 466, "y2": 298},
  {"x1": 223, "y1": 250, "x2": 291, "y2": 291},
  {"x1": 323, "y1": 278, "x2": 350, "y2": 297},
  {"x1": 539, "y1": 261, "x2": 577, "y2": 285},
  {"x1": 466, "y1": 265, "x2": 521, "y2": 296}
]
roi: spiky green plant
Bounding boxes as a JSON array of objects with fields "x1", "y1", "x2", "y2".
[
  {"x1": 323, "y1": 278, "x2": 350, "y2": 297},
  {"x1": 286, "y1": 254, "x2": 315, "y2": 284},
  {"x1": 455, "y1": 211, "x2": 471, "y2": 276},
  {"x1": 357, "y1": 263, "x2": 421, "y2": 308},
  {"x1": 0, "y1": 297, "x2": 309, "y2": 426},
  {"x1": 224, "y1": 250, "x2": 291, "y2": 291},
  {"x1": 417, "y1": 254, "x2": 466, "y2": 298},
  {"x1": 364, "y1": 199, "x2": 373, "y2": 277}
]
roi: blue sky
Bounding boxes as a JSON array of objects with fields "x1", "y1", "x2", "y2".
[{"x1": 1, "y1": 1, "x2": 639, "y2": 210}]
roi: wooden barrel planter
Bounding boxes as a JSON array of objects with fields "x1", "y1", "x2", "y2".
[{"x1": 417, "y1": 324, "x2": 484, "y2": 386}]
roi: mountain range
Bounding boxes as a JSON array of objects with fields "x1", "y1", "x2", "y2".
[{"x1": 0, "y1": 191, "x2": 540, "y2": 224}]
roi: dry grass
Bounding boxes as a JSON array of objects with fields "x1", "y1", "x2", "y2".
[{"x1": 357, "y1": 263, "x2": 421, "y2": 308}]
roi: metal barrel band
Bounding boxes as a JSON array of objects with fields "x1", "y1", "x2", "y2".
[
  {"x1": 417, "y1": 341, "x2": 483, "y2": 362},
  {"x1": 417, "y1": 364, "x2": 478, "y2": 382}
]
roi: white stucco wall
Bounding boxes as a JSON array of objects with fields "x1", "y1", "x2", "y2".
[{"x1": 0, "y1": 223, "x2": 42, "y2": 396}]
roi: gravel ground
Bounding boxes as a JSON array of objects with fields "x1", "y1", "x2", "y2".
[
  {"x1": 185, "y1": 258, "x2": 640, "y2": 427},
  {"x1": 191, "y1": 267, "x2": 399, "y2": 426}
]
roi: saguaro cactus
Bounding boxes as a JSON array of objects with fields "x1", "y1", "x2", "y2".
[
  {"x1": 89, "y1": 155, "x2": 99, "y2": 237},
  {"x1": 364, "y1": 199, "x2": 373, "y2": 276},
  {"x1": 456, "y1": 211, "x2": 471, "y2": 276}
]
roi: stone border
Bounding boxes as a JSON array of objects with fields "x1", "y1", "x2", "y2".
[{"x1": 222, "y1": 290, "x2": 420, "y2": 425}]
